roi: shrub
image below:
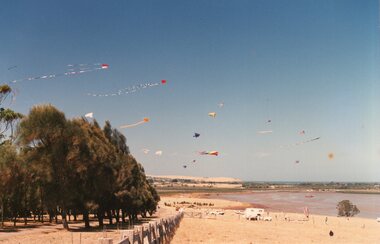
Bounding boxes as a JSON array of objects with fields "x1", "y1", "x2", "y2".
[{"x1": 337, "y1": 200, "x2": 360, "y2": 217}]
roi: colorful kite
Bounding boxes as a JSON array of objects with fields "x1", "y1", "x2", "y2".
[
  {"x1": 208, "y1": 112, "x2": 216, "y2": 118},
  {"x1": 199, "y1": 151, "x2": 219, "y2": 156},
  {"x1": 193, "y1": 133, "x2": 200, "y2": 138},
  {"x1": 120, "y1": 117, "x2": 149, "y2": 129},
  {"x1": 87, "y1": 80, "x2": 167, "y2": 97},
  {"x1": 9, "y1": 63, "x2": 109, "y2": 84}
]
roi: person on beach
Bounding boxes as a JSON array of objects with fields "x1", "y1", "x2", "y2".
[{"x1": 325, "y1": 217, "x2": 328, "y2": 224}]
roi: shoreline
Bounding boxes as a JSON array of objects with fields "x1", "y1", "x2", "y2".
[
  {"x1": 164, "y1": 193, "x2": 380, "y2": 243},
  {"x1": 166, "y1": 190, "x2": 380, "y2": 220}
]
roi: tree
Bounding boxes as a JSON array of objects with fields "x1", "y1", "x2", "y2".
[
  {"x1": 17, "y1": 105, "x2": 72, "y2": 229},
  {"x1": 0, "y1": 85, "x2": 23, "y2": 143},
  {"x1": 337, "y1": 200, "x2": 360, "y2": 217}
]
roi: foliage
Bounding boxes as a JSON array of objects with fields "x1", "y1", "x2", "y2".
[
  {"x1": 0, "y1": 104, "x2": 159, "y2": 230},
  {"x1": 0, "y1": 85, "x2": 23, "y2": 142},
  {"x1": 336, "y1": 200, "x2": 360, "y2": 217}
]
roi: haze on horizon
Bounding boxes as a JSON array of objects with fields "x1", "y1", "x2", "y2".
[{"x1": 1, "y1": 0, "x2": 379, "y2": 182}]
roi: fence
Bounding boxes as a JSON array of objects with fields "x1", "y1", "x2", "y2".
[{"x1": 99, "y1": 212, "x2": 184, "y2": 244}]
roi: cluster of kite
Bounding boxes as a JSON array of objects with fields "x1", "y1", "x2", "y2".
[
  {"x1": 181, "y1": 102, "x2": 224, "y2": 169},
  {"x1": 87, "y1": 80, "x2": 167, "y2": 97},
  {"x1": 8, "y1": 63, "x2": 109, "y2": 84},
  {"x1": 255, "y1": 118, "x2": 332, "y2": 164}
]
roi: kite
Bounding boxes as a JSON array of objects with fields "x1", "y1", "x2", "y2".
[
  {"x1": 280, "y1": 136, "x2": 321, "y2": 149},
  {"x1": 267, "y1": 119, "x2": 272, "y2": 123},
  {"x1": 295, "y1": 160, "x2": 300, "y2": 164},
  {"x1": 120, "y1": 117, "x2": 149, "y2": 129},
  {"x1": 298, "y1": 137, "x2": 320, "y2": 145},
  {"x1": 9, "y1": 63, "x2": 109, "y2": 84},
  {"x1": 142, "y1": 149, "x2": 150, "y2": 154},
  {"x1": 299, "y1": 130, "x2": 306, "y2": 135},
  {"x1": 218, "y1": 102, "x2": 224, "y2": 108},
  {"x1": 193, "y1": 133, "x2": 200, "y2": 138},
  {"x1": 257, "y1": 130, "x2": 273, "y2": 134},
  {"x1": 328, "y1": 153, "x2": 334, "y2": 160},
  {"x1": 199, "y1": 151, "x2": 219, "y2": 156},
  {"x1": 87, "y1": 80, "x2": 167, "y2": 97},
  {"x1": 85, "y1": 112, "x2": 94, "y2": 119},
  {"x1": 7, "y1": 65, "x2": 17, "y2": 71},
  {"x1": 208, "y1": 112, "x2": 216, "y2": 118},
  {"x1": 192, "y1": 160, "x2": 196, "y2": 163},
  {"x1": 183, "y1": 165, "x2": 187, "y2": 168},
  {"x1": 155, "y1": 150, "x2": 163, "y2": 156}
]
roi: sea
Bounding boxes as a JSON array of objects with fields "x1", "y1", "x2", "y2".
[{"x1": 216, "y1": 191, "x2": 380, "y2": 219}]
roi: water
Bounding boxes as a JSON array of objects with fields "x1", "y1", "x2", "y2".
[{"x1": 216, "y1": 191, "x2": 380, "y2": 219}]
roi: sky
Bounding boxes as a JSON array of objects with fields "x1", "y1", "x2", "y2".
[{"x1": 1, "y1": 0, "x2": 379, "y2": 181}]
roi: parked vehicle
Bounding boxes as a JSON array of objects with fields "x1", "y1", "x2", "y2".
[{"x1": 244, "y1": 208, "x2": 265, "y2": 220}]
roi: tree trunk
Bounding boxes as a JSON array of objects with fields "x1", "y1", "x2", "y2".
[
  {"x1": 107, "y1": 210, "x2": 113, "y2": 225},
  {"x1": 73, "y1": 210, "x2": 77, "y2": 221},
  {"x1": 98, "y1": 211, "x2": 104, "y2": 229},
  {"x1": 83, "y1": 210, "x2": 90, "y2": 228},
  {"x1": 121, "y1": 210, "x2": 125, "y2": 223},
  {"x1": 61, "y1": 210, "x2": 69, "y2": 230},
  {"x1": 115, "y1": 209, "x2": 120, "y2": 223}
]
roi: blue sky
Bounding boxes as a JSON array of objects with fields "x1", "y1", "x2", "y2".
[{"x1": 1, "y1": 0, "x2": 379, "y2": 181}]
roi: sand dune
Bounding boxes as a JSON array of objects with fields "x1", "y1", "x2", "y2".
[{"x1": 147, "y1": 175, "x2": 242, "y2": 183}]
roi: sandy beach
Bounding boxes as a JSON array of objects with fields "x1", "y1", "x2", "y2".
[
  {"x1": 0, "y1": 193, "x2": 379, "y2": 243},
  {"x1": 163, "y1": 194, "x2": 380, "y2": 244}
]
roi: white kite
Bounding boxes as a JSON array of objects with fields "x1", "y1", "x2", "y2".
[
  {"x1": 87, "y1": 80, "x2": 167, "y2": 97},
  {"x1": 9, "y1": 63, "x2": 109, "y2": 84},
  {"x1": 208, "y1": 112, "x2": 216, "y2": 118},
  {"x1": 85, "y1": 112, "x2": 94, "y2": 119},
  {"x1": 257, "y1": 130, "x2": 273, "y2": 134},
  {"x1": 155, "y1": 150, "x2": 163, "y2": 156}
]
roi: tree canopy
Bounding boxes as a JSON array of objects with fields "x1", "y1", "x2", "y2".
[{"x1": 0, "y1": 104, "x2": 159, "y2": 229}]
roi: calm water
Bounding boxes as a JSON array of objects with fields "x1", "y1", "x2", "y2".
[{"x1": 217, "y1": 191, "x2": 380, "y2": 219}]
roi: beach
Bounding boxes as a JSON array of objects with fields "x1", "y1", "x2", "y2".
[
  {"x1": 163, "y1": 194, "x2": 380, "y2": 244},
  {"x1": 1, "y1": 193, "x2": 379, "y2": 243}
]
